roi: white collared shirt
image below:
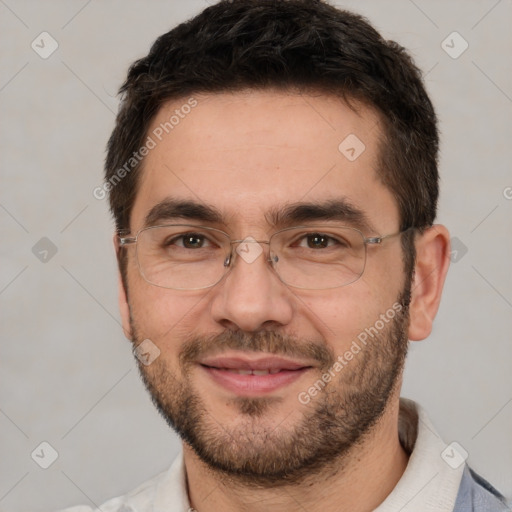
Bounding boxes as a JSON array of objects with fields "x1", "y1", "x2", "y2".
[{"x1": 59, "y1": 398, "x2": 505, "y2": 512}]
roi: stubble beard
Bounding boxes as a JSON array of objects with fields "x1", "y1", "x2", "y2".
[{"x1": 130, "y1": 291, "x2": 410, "y2": 488}]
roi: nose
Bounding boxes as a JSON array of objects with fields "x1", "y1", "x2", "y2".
[{"x1": 209, "y1": 239, "x2": 294, "y2": 332}]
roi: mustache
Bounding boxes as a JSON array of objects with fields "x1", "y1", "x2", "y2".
[{"x1": 179, "y1": 330, "x2": 335, "y2": 370}]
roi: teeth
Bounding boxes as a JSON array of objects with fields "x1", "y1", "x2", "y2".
[{"x1": 221, "y1": 368, "x2": 282, "y2": 375}]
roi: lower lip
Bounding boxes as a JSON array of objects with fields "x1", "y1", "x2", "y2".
[{"x1": 200, "y1": 365, "x2": 310, "y2": 395}]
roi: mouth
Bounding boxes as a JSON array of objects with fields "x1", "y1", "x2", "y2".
[
  {"x1": 203, "y1": 367, "x2": 285, "y2": 375},
  {"x1": 198, "y1": 354, "x2": 314, "y2": 395}
]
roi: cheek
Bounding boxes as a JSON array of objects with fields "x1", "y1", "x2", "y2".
[
  {"x1": 126, "y1": 256, "x2": 208, "y2": 343},
  {"x1": 298, "y1": 273, "x2": 403, "y2": 353}
]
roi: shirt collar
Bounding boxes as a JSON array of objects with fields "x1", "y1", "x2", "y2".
[
  {"x1": 153, "y1": 398, "x2": 465, "y2": 511},
  {"x1": 375, "y1": 398, "x2": 465, "y2": 511}
]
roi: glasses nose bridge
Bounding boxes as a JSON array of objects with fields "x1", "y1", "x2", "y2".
[
  {"x1": 225, "y1": 237, "x2": 275, "y2": 268},
  {"x1": 230, "y1": 238, "x2": 271, "y2": 247}
]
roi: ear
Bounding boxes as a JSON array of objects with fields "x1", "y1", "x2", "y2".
[
  {"x1": 408, "y1": 224, "x2": 451, "y2": 341},
  {"x1": 113, "y1": 234, "x2": 133, "y2": 340}
]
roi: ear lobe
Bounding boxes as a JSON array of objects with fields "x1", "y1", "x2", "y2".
[
  {"x1": 407, "y1": 225, "x2": 451, "y2": 342},
  {"x1": 113, "y1": 234, "x2": 133, "y2": 341}
]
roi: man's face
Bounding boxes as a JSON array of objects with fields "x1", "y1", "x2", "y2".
[{"x1": 120, "y1": 90, "x2": 411, "y2": 485}]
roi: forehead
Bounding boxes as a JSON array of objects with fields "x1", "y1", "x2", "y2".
[{"x1": 130, "y1": 90, "x2": 399, "y2": 233}]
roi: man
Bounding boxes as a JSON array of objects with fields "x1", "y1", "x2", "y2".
[{"x1": 64, "y1": 1, "x2": 509, "y2": 510}]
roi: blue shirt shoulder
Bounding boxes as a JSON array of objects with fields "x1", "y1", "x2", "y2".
[{"x1": 453, "y1": 465, "x2": 510, "y2": 511}]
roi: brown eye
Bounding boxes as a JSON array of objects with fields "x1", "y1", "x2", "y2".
[
  {"x1": 306, "y1": 234, "x2": 330, "y2": 249},
  {"x1": 164, "y1": 233, "x2": 211, "y2": 249},
  {"x1": 182, "y1": 234, "x2": 205, "y2": 248},
  {"x1": 295, "y1": 233, "x2": 346, "y2": 249}
]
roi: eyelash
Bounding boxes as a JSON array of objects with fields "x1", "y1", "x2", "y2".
[{"x1": 164, "y1": 231, "x2": 348, "y2": 250}]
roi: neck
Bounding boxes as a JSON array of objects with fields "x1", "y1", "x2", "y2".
[{"x1": 184, "y1": 397, "x2": 409, "y2": 512}]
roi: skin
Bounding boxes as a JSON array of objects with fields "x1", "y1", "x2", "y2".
[{"x1": 116, "y1": 90, "x2": 451, "y2": 512}]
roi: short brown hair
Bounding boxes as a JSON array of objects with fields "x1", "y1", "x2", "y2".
[{"x1": 106, "y1": 0, "x2": 439, "y2": 281}]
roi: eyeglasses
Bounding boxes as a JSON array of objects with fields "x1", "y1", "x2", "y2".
[{"x1": 119, "y1": 224, "x2": 410, "y2": 290}]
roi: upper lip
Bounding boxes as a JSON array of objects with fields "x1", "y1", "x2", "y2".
[{"x1": 198, "y1": 354, "x2": 313, "y2": 371}]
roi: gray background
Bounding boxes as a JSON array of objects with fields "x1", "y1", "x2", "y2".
[{"x1": 1, "y1": 0, "x2": 511, "y2": 510}]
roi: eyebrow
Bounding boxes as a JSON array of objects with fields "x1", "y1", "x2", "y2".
[
  {"x1": 267, "y1": 199, "x2": 376, "y2": 233},
  {"x1": 144, "y1": 198, "x2": 224, "y2": 227},
  {"x1": 143, "y1": 197, "x2": 376, "y2": 233}
]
